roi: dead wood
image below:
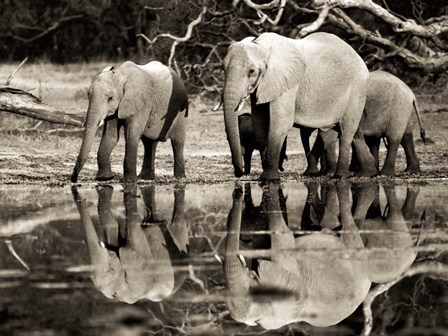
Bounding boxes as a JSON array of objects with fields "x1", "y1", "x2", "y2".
[{"x1": 0, "y1": 87, "x2": 84, "y2": 127}]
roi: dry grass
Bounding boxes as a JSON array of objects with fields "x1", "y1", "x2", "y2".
[{"x1": 0, "y1": 62, "x2": 447, "y2": 184}]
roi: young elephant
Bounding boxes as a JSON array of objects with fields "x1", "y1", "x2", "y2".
[
  {"x1": 304, "y1": 70, "x2": 425, "y2": 176},
  {"x1": 238, "y1": 113, "x2": 287, "y2": 175},
  {"x1": 71, "y1": 61, "x2": 188, "y2": 183}
]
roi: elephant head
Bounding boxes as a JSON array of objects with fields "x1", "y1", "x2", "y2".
[
  {"x1": 222, "y1": 33, "x2": 305, "y2": 177},
  {"x1": 71, "y1": 61, "x2": 154, "y2": 183},
  {"x1": 224, "y1": 182, "x2": 371, "y2": 329}
]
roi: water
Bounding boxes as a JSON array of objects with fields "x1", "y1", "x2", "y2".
[{"x1": 0, "y1": 181, "x2": 447, "y2": 335}]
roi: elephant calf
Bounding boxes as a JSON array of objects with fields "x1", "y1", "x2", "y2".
[
  {"x1": 305, "y1": 70, "x2": 426, "y2": 176},
  {"x1": 71, "y1": 61, "x2": 188, "y2": 183},
  {"x1": 238, "y1": 113, "x2": 287, "y2": 175}
]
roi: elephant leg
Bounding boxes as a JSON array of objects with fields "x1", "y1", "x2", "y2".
[
  {"x1": 96, "y1": 118, "x2": 121, "y2": 181},
  {"x1": 352, "y1": 182, "x2": 377, "y2": 227},
  {"x1": 380, "y1": 137, "x2": 400, "y2": 176},
  {"x1": 401, "y1": 132, "x2": 421, "y2": 173},
  {"x1": 301, "y1": 127, "x2": 319, "y2": 176},
  {"x1": 352, "y1": 131, "x2": 378, "y2": 177},
  {"x1": 349, "y1": 143, "x2": 358, "y2": 173},
  {"x1": 320, "y1": 130, "x2": 338, "y2": 175},
  {"x1": 243, "y1": 147, "x2": 254, "y2": 175},
  {"x1": 366, "y1": 136, "x2": 380, "y2": 171},
  {"x1": 170, "y1": 121, "x2": 186, "y2": 179},
  {"x1": 123, "y1": 122, "x2": 144, "y2": 182},
  {"x1": 278, "y1": 137, "x2": 287, "y2": 172},
  {"x1": 139, "y1": 136, "x2": 157, "y2": 180},
  {"x1": 171, "y1": 138, "x2": 186, "y2": 179},
  {"x1": 402, "y1": 186, "x2": 420, "y2": 222}
]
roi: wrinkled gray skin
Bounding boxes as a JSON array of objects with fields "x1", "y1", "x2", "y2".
[
  {"x1": 71, "y1": 61, "x2": 188, "y2": 183},
  {"x1": 224, "y1": 181, "x2": 419, "y2": 329},
  {"x1": 72, "y1": 184, "x2": 188, "y2": 304},
  {"x1": 222, "y1": 32, "x2": 375, "y2": 180},
  {"x1": 304, "y1": 71, "x2": 425, "y2": 176},
  {"x1": 238, "y1": 113, "x2": 287, "y2": 175}
]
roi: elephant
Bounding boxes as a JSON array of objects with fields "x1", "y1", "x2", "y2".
[
  {"x1": 238, "y1": 113, "x2": 287, "y2": 175},
  {"x1": 224, "y1": 182, "x2": 372, "y2": 329},
  {"x1": 221, "y1": 32, "x2": 376, "y2": 180},
  {"x1": 71, "y1": 183, "x2": 188, "y2": 304},
  {"x1": 304, "y1": 70, "x2": 426, "y2": 176},
  {"x1": 71, "y1": 60, "x2": 188, "y2": 183}
]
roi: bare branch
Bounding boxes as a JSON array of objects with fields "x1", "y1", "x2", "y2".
[
  {"x1": 5, "y1": 15, "x2": 83, "y2": 43},
  {"x1": 5, "y1": 57, "x2": 28, "y2": 86},
  {"x1": 311, "y1": 0, "x2": 448, "y2": 37},
  {"x1": 241, "y1": 0, "x2": 287, "y2": 25},
  {"x1": 138, "y1": 6, "x2": 207, "y2": 68},
  {"x1": 299, "y1": 4, "x2": 332, "y2": 37},
  {"x1": 331, "y1": 9, "x2": 448, "y2": 71}
]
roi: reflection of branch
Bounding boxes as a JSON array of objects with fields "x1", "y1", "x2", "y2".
[
  {"x1": 362, "y1": 261, "x2": 448, "y2": 336},
  {"x1": 138, "y1": 7, "x2": 207, "y2": 68}
]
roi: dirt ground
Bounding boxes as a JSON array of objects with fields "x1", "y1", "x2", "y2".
[{"x1": 0, "y1": 63, "x2": 447, "y2": 185}]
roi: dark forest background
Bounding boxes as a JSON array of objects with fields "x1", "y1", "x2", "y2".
[{"x1": 1, "y1": 0, "x2": 448, "y2": 93}]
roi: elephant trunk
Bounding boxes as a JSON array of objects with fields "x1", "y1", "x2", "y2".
[
  {"x1": 225, "y1": 192, "x2": 253, "y2": 322},
  {"x1": 71, "y1": 103, "x2": 102, "y2": 182},
  {"x1": 223, "y1": 76, "x2": 244, "y2": 177}
]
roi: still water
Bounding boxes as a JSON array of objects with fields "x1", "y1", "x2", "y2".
[{"x1": 0, "y1": 181, "x2": 447, "y2": 335}]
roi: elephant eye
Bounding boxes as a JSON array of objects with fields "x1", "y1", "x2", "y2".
[
  {"x1": 248, "y1": 68, "x2": 256, "y2": 76},
  {"x1": 107, "y1": 96, "x2": 113, "y2": 102}
]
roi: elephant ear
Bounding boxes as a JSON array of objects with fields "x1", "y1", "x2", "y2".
[
  {"x1": 254, "y1": 33, "x2": 305, "y2": 104},
  {"x1": 118, "y1": 66, "x2": 154, "y2": 120}
]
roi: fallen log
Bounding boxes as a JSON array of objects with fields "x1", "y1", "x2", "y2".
[{"x1": 0, "y1": 86, "x2": 85, "y2": 127}]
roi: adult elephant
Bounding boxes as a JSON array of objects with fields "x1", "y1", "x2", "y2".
[
  {"x1": 71, "y1": 61, "x2": 188, "y2": 183},
  {"x1": 222, "y1": 32, "x2": 376, "y2": 180}
]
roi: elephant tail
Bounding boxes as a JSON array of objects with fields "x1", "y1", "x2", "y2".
[{"x1": 412, "y1": 100, "x2": 426, "y2": 144}]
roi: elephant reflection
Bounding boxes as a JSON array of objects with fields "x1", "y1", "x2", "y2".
[
  {"x1": 352, "y1": 182, "x2": 419, "y2": 283},
  {"x1": 224, "y1": 181, "x2": 420, "y2": 329},
  {"x1": 225, "y1": 182, "x2": 371, "y2": 329},
  {"x1": 72, "y1": 184, "x2": 188, "y2": 304}
]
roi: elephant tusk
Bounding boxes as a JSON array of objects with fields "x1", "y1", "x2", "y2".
[
  {"x1": 82, "y1": 122, "x2": 86, "y2": 128},
  {"x1": 235, "y1": 94, "x2": 250, "y2": 112},
  {"x1": 214, "y1": 254, "x2": 223, "y2": 264},
  {"x1": 212, "y1": 101, "x2": 222, "y2": 112},
  {"x1": 237, "y1": 254, "x2": 247, "y2": 267},
  {"x1": 99, "y1": 241, "x2": 106, "y2": 248},
  {"x1": 97, "y1": 119, "x2": 105, "y2": 127},
  {"x1": 235, "y1": 99, "x2": 245, "y2": 112}
]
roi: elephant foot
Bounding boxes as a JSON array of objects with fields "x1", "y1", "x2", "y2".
[
  {"x1": 95, "y1": 173, "x2": 114, "y2": 181},
  {"x1": 259, "y1": 170, "x2": 280, "y2": 182},
  {"x1": 333, "y1": 169, "x2": 353, "y2": 179},
  {"x1": 138, "y1": 173, "x2": 155, "y2": 180},
  {"x1": 379, "y1": 168, "x2": 396, "y2": 176},
  {"x1": 403, "y1": 165, "x2": 421, "y2": 174},
  {"x1": 121, "y1": 174, "x2": 138, "y2": 183},
  {"x1": 355, "y1": 166, "x2": 378, "y2": 177},
  {"x1": 174, "y1": 172, "x2": 186, "y2": 179}
]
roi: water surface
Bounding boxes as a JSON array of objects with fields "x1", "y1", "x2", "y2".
[{"x1": 1, "y1": 181, "x2": 447, "y2": 335}]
